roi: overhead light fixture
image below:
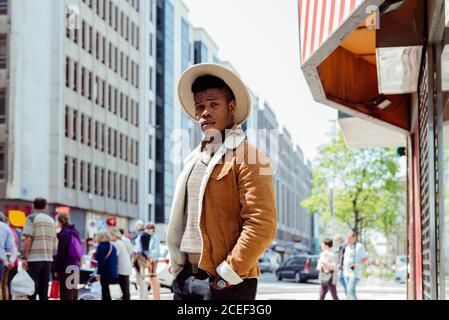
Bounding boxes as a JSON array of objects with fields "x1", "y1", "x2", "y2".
[
  {"x1": 379, "y1": 0, "x2": 406, "y2": 15},
  {"x1": 367, "y1": 94, "x2": 392, "y2": 110}
]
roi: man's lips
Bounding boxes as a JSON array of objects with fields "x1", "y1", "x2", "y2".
[{"x1": 201, "y1": 121, "x2": 215, "y2": 128}]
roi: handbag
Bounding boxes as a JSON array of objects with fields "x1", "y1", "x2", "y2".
[{"x1": 319, "y1": 270, "x2": 333, "y2": 286}]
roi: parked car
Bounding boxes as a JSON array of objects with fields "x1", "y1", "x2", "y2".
[
  {"x1": 258, "y1": 257, "x2": 278, "y2": 273},
  {"x1": 275, "y1": 255, "x2": 319, "y2": 283}
]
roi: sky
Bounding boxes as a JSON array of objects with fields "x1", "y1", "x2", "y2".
[{"x1": 182, "y1": 0, "x2": 338, "y2": 162}]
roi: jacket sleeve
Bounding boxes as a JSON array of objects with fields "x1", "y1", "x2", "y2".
[{"x1": 219, "y1": 149, "x2": 277, "y2": 283}]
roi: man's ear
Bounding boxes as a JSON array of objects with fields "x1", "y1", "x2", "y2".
[{"x1": 228, "y1": 100, "x2": 236, "y2": 114}]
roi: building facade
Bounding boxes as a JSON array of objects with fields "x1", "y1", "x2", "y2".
[{"x1": 0, "y1": 0, "x2": 154, "y2": 237}]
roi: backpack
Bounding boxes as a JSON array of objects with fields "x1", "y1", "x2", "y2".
[{"x1": 69, "y1": 231, "x2": 84, "y2": 261}]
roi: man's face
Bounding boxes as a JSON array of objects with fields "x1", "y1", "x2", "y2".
[
  {"x1": 346, "y1": 233, "x2": 356, "y2": 245},
  {"x1": 194, "y1": 88, "x2": 235, "y2": 139}
]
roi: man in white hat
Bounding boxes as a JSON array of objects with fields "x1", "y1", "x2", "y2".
[{"x1": 166, "y1": 63, "x2": 277, "y2": 300}]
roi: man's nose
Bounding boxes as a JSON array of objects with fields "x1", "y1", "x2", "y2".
[{"x1": 201, "y1": 107, "x2": 212, "y2": 118}]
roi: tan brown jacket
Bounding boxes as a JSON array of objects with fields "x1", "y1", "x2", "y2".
[{"x1": 166, "y1": 129, "x2": 277, "y2": 284}]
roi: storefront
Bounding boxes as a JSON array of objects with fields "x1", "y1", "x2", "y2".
[{"x1": 299, "y1": 0, "x2": 449, "y2": 299}]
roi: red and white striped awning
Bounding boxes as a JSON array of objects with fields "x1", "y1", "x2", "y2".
[{"x1": 299, "y1": 0, "x2": 364, "y2": 63}]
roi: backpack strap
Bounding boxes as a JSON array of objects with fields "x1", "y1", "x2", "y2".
[{"x1": 105, "y1": 243, "x2": 113, "y2": 260}]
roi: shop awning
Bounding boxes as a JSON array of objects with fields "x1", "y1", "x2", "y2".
[{"x1": 299, "y1": 0, "x2": 427, "y2": 144}]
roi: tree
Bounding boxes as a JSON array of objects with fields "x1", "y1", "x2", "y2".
[{"x1": 302, "y1": 131, "x2": 402, "y2": 240}]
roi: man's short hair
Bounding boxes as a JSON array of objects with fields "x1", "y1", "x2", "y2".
[
  {"x1": 146, "y1": 223, "x2": 155, "y2": 231},
  {"x1": 33, "y1": 197, "x2": 48, "y2": 210},
  {"x1": 191, "y1": 75, "x2": 236, "y2": 103},
  {"x1": 322, "y1": 238, "x2": 333, "y2": 248}
]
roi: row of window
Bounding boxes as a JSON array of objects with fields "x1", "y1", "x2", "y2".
[
  {"x1": 65, "y1": 106, "x2": 139, "y2": 165},
  {"x1": 64, "y1": 155, "x2": 138, "y2": 204},
  {"x1": 65, "y1": 56, "x2": 139, "y2": 126},
  {"x1": 81, "y1": 0, "x2": 140, "y2": 49},
  {"x1": 66, "y1": 23, "x2": 140, "y2": 89}
]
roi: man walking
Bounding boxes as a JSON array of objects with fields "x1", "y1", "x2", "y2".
[
  {"x1": 343, "y1": 231, "x2": 368, "y2": 300},
  {"x1": 333, "y1": 234, "x2": 347, "y2": 297},
  {"x1": 167, "y1": 63, "x2": 277, "y2": 300},
  {"x1": 21, "y1": 198, "x2": 58, "y2": 300},
  {"x1": 0, "y1": 211, "x2": 18, "y2": 300}
]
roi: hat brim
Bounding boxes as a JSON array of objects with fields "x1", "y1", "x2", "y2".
[{"x1": 178, "y1": 63, "x2": 251, "y2": 125}]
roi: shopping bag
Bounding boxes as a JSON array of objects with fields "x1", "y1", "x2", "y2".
[
  {"x1": 10, "y1": 266, "x2": 35, "y2": 297},
  {"x1": 49, "y1": 280, "x2": 60, "y2": 299}
]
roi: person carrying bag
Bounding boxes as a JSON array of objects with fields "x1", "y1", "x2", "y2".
[{"x1": 317, "y1": 238, "x2": 339, "y2": 300}]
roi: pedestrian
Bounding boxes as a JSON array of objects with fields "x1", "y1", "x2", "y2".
[
  {"x1": 167, "y1": 63, "x2": 277, "y2": 300},
  {"x1": 343, "y1": 231, "x2": 368, "y2": 300},
  {"x1": 333, "y1": 234, "x2": 347, "y2": 297},
  {"x1": 0, "y1": 211, "x2": 18, "y2": 300},
  {"x1": 21, "y1": 198, "x2": 58, "y2": 300},
  {"x1": 146, "y1": 224, "x2": 161, "y2": 300},
  {"x1": 52, "y1": 213, "x2": 82, "y2": 300},
  {"x1": 317, "y1": 238, "x2": 339, "y2": 300},
  {"x1": 133, "y1": 220, "x2": 149, "y2": 300},
  {"x1": 95, "y1": 231, "x2": 118, "y2": 301},
  {"x1": 119, "y1": 228, "x2": 134, "y2": 256},
  {"x1": 111, "y1": 228, "x2": 132, "y2": 300}
]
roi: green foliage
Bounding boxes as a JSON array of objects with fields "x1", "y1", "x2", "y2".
[{"x1": 302, "y1": 131, "x2": 402, "y2": 239}]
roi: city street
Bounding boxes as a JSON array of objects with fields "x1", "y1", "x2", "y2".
[{"x1": 122, "y1": 272, "x2": 406, "y2": 301}]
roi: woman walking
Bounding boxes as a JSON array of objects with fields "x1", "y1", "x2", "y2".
[
  {"x1": 146, "y1": 224, "x2": 161, "y2": 300},
  {"x1": 52, "y1": 213, "x2": 82, "y2": 300},
  {"x1": 95, "y1": 231, "x2": 118, "y2": 300},
  {"x1": 317, "y1": 238, "x2": 339, "y2": 300},
  {"x1": 111, "y1": 228, "x2": 132, "y2": 300}
]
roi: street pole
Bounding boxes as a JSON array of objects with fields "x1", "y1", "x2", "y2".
[{"x1": 329, "y1": 187, "x2": 334, "y2": 236}]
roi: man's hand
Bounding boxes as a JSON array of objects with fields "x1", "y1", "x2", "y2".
[
  {"x1": 22, "y1": 259, "x2": 29, "y2": 271},
  {"x1": 210, "y1": 275, "x2": 231, "y2": 290}
]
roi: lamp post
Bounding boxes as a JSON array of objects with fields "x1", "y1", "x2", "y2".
[{"x1": 329, "y1": 186, "x2": 334, "y2": 237}]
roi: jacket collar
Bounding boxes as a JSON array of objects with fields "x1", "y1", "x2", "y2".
[{"x1": 183, "y1": 127, "x2": 246, "y2": 165}]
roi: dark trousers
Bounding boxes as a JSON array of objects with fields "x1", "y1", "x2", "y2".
[
  {"x1": 100, "y1": 277, "x2": 112, "y2": 301},
  {"x1": 59, "y1": 272, "x2": 78, "y2": 300},
  {"x1": 117, "y1": 275, "x2": 130, "y2": 300},
  {"x1": 28, "y1": 261, "x2": 52, "y2": 300},
  {"x1": 173, "y1": 265, "x2": 258, "y2": 301},
  {"x1": 319, "y1": 283, "x2": 339, "y2": 300}
]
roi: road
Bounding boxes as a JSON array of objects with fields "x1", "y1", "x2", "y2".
[{"x1": 124, "y1": 272, "x2": 406, "y2": 300}]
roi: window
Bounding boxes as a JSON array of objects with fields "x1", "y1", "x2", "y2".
[
  {"x1": 109, "y1": 42, "x2": 112, "y2": 69},
  {"x1": 94, "y1": 166, "x2": 99, "y2": 195},
  {"x1": 89, "y1": 25, "x2": 93, "y2": 54},
  {"x1": 0, "y1": 145, "x2": 5, "y2": 179},
  {"x1": 88, "y1": 71, "x2": 93, "y2": 100},
  {"x1": 87, "y1": 117, "x2": 92, "y2": 146},
  {"x1": 95, "y1": 121, "x2": 99, "y2": 149},
  {"x1": 114, "y1": 130, "x2": 118, "y2": 156},
  {"x1": 72, "y1": 110, "x2": 78, "y2": 141},
  {"x1": 120, "y1": 92, "x2": 123, "y2": 118},
  {"x1": 108, "y1": 128, "x2": 112, "y2": 154},
  {"x1": 80, "y1": 161, "x2": 85, "y2": 192},
  {"x1": 81, "y1": 67, "x2": 85, "y2": 96},
  {"x1": 113, "y1": 172, "x2": 117, "y2": 199},
  {"x1": 96, "y1": 32, "x2": 100, "y2": 59},
  {"x1": 64, "y1": 156, "x2": 69, "y2": 187},
  {"x1": 119, "y1": 133, "x2": 123, "y2": 159},
  {"x1": 108, "y1": 85, "x2": 112, "y2": 111},
  {"x1": 107, "y1": 171, "x2": 112, "y2": 198},
  {"x1": 148, "y1": 170, "x2": 152, "y2": 193},
  {"x1": 119, "y1": 174, "x2": 122, "y2": 200},
  {"x1": 81, "y1": 114, "x2": 85, "y2": 144},
  {"x1": 0, "y1": 0, "x2": 8, "y2": 15},
  {"x1": 65, "y1": 106, "x2": 69, "y2": 137},
  {"x1": 149, "y1": 33, "x2": 153, "y2": 57},
  {"x1": 95, "y1": 76, "x2": 100, "y2": 105},
  {"x1": 73, "y1": 62, "x2": 78, "y2": 92},
  {"x1": 0, "y1": 89, "x2": 6, "y2": 123},
  {"x1": 100, "y1": 168, "x2": 104, "y2": 196},
  {"x1": 149, "y1": 67, "x2": 153, "y2": 91},
  {"x1": 72, "y1": 158, "x2": 77, "y2": 189},
  {"x1": 149, "y1": 137, "x2": 152, "y2": 160},
  {"x1": 101, "y1": 80, "x2": 105, "y2": 108},
  {"x1": 82, "y1": 21, "x2": 86, "y2": 49},
  {"x1": 87, "y1": 163, "x2": 92, "y2": 193},
  {"x1": 102, "y1": 36, "x2": 106, "y2": 64},
  {"x1": 114, "y1": 46, "x2": 118, "y2": 72},
  {"x1": 0, "y1": 34, "x2": 7, "y2": 68},
  {"x1": 101, "y1": 124, "x2": 105, "y2": 152},
  {"x1": 65, "y1": 57, "x2": 70, "y2": 87},
  {"x1": 126, "y1": 56, "x2": 129, "y2": 80},
  {"x1": 125, "y1": 96, "x2": 129, "y2": 121}
]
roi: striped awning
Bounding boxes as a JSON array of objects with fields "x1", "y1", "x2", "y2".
[{"x1": 299, "y1": 0, "x2": 364, "y2": 63}]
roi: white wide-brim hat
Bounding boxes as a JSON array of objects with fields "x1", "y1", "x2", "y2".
[{"x1": 178, "y1": 63, "x2": 251, "y2": 125}]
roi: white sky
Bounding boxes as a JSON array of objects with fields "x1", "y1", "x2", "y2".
[{"x1": 182, "y1": 0, "x2": 338, "y2": 162}]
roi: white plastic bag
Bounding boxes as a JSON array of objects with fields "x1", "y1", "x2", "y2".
[{"x1": 10, "y1": 262, "x2": 35, "y2": 297}]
